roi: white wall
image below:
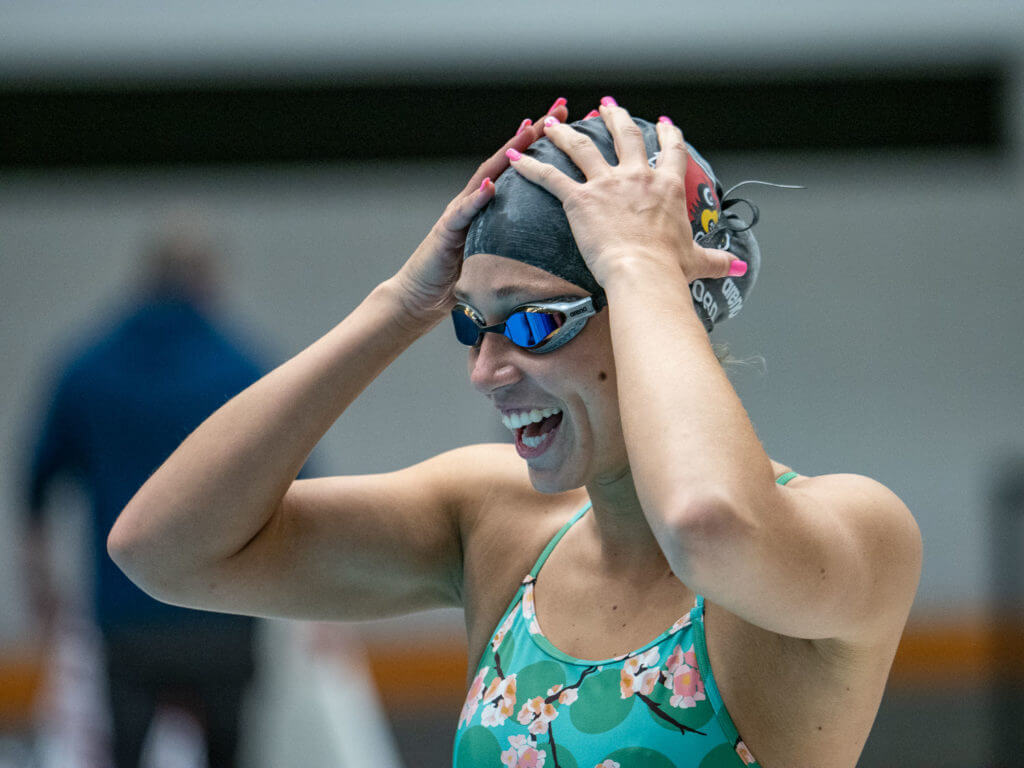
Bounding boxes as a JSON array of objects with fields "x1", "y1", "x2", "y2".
[{"x1": 2, "y1": 0, "x2": 1022, "y2": 80}]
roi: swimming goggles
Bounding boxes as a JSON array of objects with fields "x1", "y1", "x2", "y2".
[{"x1": 451, "y1": 294, "x2": 606, "y2": 353}]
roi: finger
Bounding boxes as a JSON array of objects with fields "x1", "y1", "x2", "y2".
[
  {"x1": 598, "y1": 97, "x2": 648, "y2": 168},
  {"x1": 541, "y1": 118, "x2": 610, "y2": 179},
  {"x1": 520, "y1": 100, "x2": 570, "y2": 150},
  {"x1": 654, "y1": 116, "x2": 688, "y2": 181},
  {"x1": 505, "y1": 148, "x2": 578, "y2": 202},
  {"x1": 696, "y1": 246, "x2": 749, "y2": 280},
  {"x1": 461, "y1": 100, "x2": 570, "y2": 196},
  {"x1": 443, "y1": 177, "x2": 495, "y2": 236}
]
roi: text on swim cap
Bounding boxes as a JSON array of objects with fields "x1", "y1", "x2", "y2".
[
  {"x1": 690, "y1": 280, "x2": 718, "y2": 321},
  {"x1": 722, "y1": 278, "x2": 743, "y2": 318}
]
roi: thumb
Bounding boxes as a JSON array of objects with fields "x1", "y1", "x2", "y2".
[{"x1": 699, "y1": 247, "x2": 748, "y2": 279}]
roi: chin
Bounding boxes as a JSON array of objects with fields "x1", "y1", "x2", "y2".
[{"x1": 526, "y1": 463, "x2": 587, "y2": 495}]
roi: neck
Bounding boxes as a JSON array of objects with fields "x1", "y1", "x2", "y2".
[{"x1": 583, "y1": 466, "x2": 676, "y2": 580}]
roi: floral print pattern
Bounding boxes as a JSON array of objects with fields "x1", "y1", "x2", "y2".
[
  {"x1": 521, "y1": 577, "x2": 542, "y2": 636},
  {"x1": 454, "y1": 502, "x2": 766, "y2": 767},
  {"x1": 664, "y1": 644, "x2": 707, "y2": 709},
  {"x1": 619, "y1": 647, "x2": 661, "y2": 699},
  {"x1": 501, "y1": 735, "x2": 546, "y2": 768},
  {"x1": 735, "y1": 740, "x2": 757, "y2": 765},
  {"x1": 480, "y1": 673, "x2": 518, "y2": 728},
  {"x1": 460, "y1": 666, "x2": 489, "y2": 728}
]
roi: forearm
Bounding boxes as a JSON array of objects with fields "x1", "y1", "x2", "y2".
[
  {"x1": 108, "y1": 278, "x2": 431, "y2": 581},
  {"x1": 602, "y1": 256, "x2": 777, "y2": 531}
]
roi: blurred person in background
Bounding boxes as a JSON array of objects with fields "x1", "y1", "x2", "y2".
[{"x1": 22, "y1": 213, "x2": 266, "y2": 768}]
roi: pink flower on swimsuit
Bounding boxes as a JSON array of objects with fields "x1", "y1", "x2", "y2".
[
  {"x1": 665, "y1": 643, "x2": 706, "y2": 708},
  {"x1": 619, "y1": 647, "x2": 661, "y2": 698},
  {"x1": 517, "y1": 695, "x2": 559, "y2": 735},
  {"x1": 521, "y1": 583, "x2": 542, "y2": 635},
  {"x1": 736, "y1": 740, "x2": 757, "y2": 765},
  {"x1": 481, "y1": 674, "x2": 518, "y2": 727},
  {"x1": 670, "y1": 613, "x2": 692, "y2": 633},
  {"x1": 500, "y1": 735, "x2": 546, "y2": 768},
  {"x1": 492, "y1": 611, "x2": 517, "y2": 651},
  {"x1": 549, "y1": 683, "x2": 578, "y2": 705},
  {"x1": 459, "y1": 666, "x2": 489, "y2": 727},
  {"x1": 521, "y1": 583, "x2": 536, "y2": 620}
]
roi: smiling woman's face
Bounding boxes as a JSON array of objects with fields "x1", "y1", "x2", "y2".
[{"x1": 454, "y1": 253, "x2": 628, "y2": 494}]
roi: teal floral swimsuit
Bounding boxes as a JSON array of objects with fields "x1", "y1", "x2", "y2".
[{"x1": 453, "y1": 471, "x2": 799, "y2": 768}]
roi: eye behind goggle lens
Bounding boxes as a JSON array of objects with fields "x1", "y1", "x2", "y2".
[
  {"x1": 452, "y1": 307, "x2": 483, "y2": 346},
  {"x1": 506, "y1": 309, "x2": 565, "y2": 348}
]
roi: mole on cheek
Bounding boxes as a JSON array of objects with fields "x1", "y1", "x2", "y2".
[{"x1": 598, "y1": 371, "x2": 607, "y2": 382}]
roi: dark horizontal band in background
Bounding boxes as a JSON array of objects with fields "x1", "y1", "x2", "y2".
[{"x1": 0, "y1": 66, "x2": 1006, "y2": 169}]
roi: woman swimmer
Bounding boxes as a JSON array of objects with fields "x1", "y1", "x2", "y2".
[{"x1": 109, "y1": 97, "x2": 922, "y2": 768}]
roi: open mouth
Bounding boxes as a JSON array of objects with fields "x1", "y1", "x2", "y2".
[
  {"x1": 517, "y1": 410, "x2": 563, "y2": 447},
  {"x1": 506, "y1": 409, "x2": 564, "y2": 457}
]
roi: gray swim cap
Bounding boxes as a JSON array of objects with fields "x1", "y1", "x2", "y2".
[{"x1": 464, "y1": 116, "x2": 760, "y2": 332}]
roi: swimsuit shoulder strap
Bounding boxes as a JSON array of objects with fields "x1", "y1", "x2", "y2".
[
  {"x1": 527, "y1": 499, "x2": 593, "y2": 580},
  {"x1": 776, "y1": 470, "x2": 798, "y2": 485}
]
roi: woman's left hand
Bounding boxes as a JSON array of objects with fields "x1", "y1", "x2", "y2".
[{"x1": 505, "y1": 99, "x2": 741, "y2": 286}]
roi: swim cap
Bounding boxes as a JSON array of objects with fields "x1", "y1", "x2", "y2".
[{"x1": 464, "y1": 116, "x2": 760, "y2": 332}]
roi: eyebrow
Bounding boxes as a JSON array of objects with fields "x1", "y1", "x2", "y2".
[
  {"x1": 453, "y1": 284, "x2": 559, "y2": 303},
  {"x1": 456, "y1": 286, "x2": 585, "y2": 303}
]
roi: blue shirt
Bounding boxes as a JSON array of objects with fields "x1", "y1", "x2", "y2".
[{"x1": 27, "y1": 295, "x2": 266, "y2": 633}]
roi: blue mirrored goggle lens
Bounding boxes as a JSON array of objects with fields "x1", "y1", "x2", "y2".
[{"x1": 505, "y1": 310, "x2": 563, "y2": 347}]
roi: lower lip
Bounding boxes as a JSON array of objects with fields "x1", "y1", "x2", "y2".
[{"x1": 514, "y1": 420, "x2": 561, "y2": 459}]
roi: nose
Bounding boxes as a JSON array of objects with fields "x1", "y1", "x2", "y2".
[{"x1": 468, "y1": 332, "x2": 523, "y2": 395}]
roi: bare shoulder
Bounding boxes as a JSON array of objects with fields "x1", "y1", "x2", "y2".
[
  {"x1": 448, "y1": 442, "x2": 586, "y2": 558},
  {"x1": 442, "y1": 442, "x2": 542, "y2": 530},
  {"x1": 773, "y1": 460, "x2": 923, "y2": 641}
]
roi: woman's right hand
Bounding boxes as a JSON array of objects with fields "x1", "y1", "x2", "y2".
[{"x1": 389, "y1": 99, "x2": 570, "y2": 330}]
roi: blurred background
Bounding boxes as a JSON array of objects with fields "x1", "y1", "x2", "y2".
[{"x1": 1, "y1": 1, "x2": 1022, "y2": 766}]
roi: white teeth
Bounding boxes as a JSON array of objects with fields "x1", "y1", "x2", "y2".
[
  {"x1": 522, "y1": 431, "x2": 554, "y2": 449},
  {"x1": 501, "y1": 407, "x2": 561, "y2": 432}
]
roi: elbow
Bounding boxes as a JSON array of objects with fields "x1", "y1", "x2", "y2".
[
  {"x1": 107, "y1": 499, "x2": 144, "y2": 572},
  {"x1": 106, "y1": 502, "x2": 173, "y2": 600},
  {"x1": 107, "y1": 510, "x2": 149, "y2": 591},
  {"x1": 107, "y1": 523, "x2": 138, "y2": 581}
]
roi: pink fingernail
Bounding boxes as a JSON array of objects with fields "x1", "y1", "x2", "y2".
[
  {"x1": 584, "y1": 109, "x2": 600, "y2": 119},
  {"x1": 479, "y1": 177, "x2": 491, "y2": 191},
  {"x1": 547, "y1": 96, "x2": 567, "y2": 114},
  {"x1": 506, "y1": 148, "x2": 522, "y2": 161},
  {"x1": 658, "y1": 115, "x2": 673, "y2": 125},
  {"x1": 600, "y1": 96, "x2": 618, "y2": 108},
  {"x1": 544, "y1": 115, "x2": 559, "y2": 127},
  {"x1": 516, "y1": 118, "x2": 532, "y2": 136},
  {"x1": 729, "y1": 260, "x2": 748, "y2": 277}
]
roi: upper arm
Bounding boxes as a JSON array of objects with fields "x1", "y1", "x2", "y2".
[
  {"x1": 156, "y1": 445, "x2": 481, "y2": 622},
  {"x1": 676, "y1": 473, "x2": 923, "y2": 643}
]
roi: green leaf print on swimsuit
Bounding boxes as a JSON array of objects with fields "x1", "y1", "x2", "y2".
[{"x1": 453, "y1": 498, "x2": 765, "y2": 768}]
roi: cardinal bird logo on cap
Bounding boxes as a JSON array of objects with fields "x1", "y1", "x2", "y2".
[
  {"x1": 648, "y1": 147, "x2": 721, "y2": 241},
  {"x1": 684, "y1": 149, "x2": 720, "y2": 240}
]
